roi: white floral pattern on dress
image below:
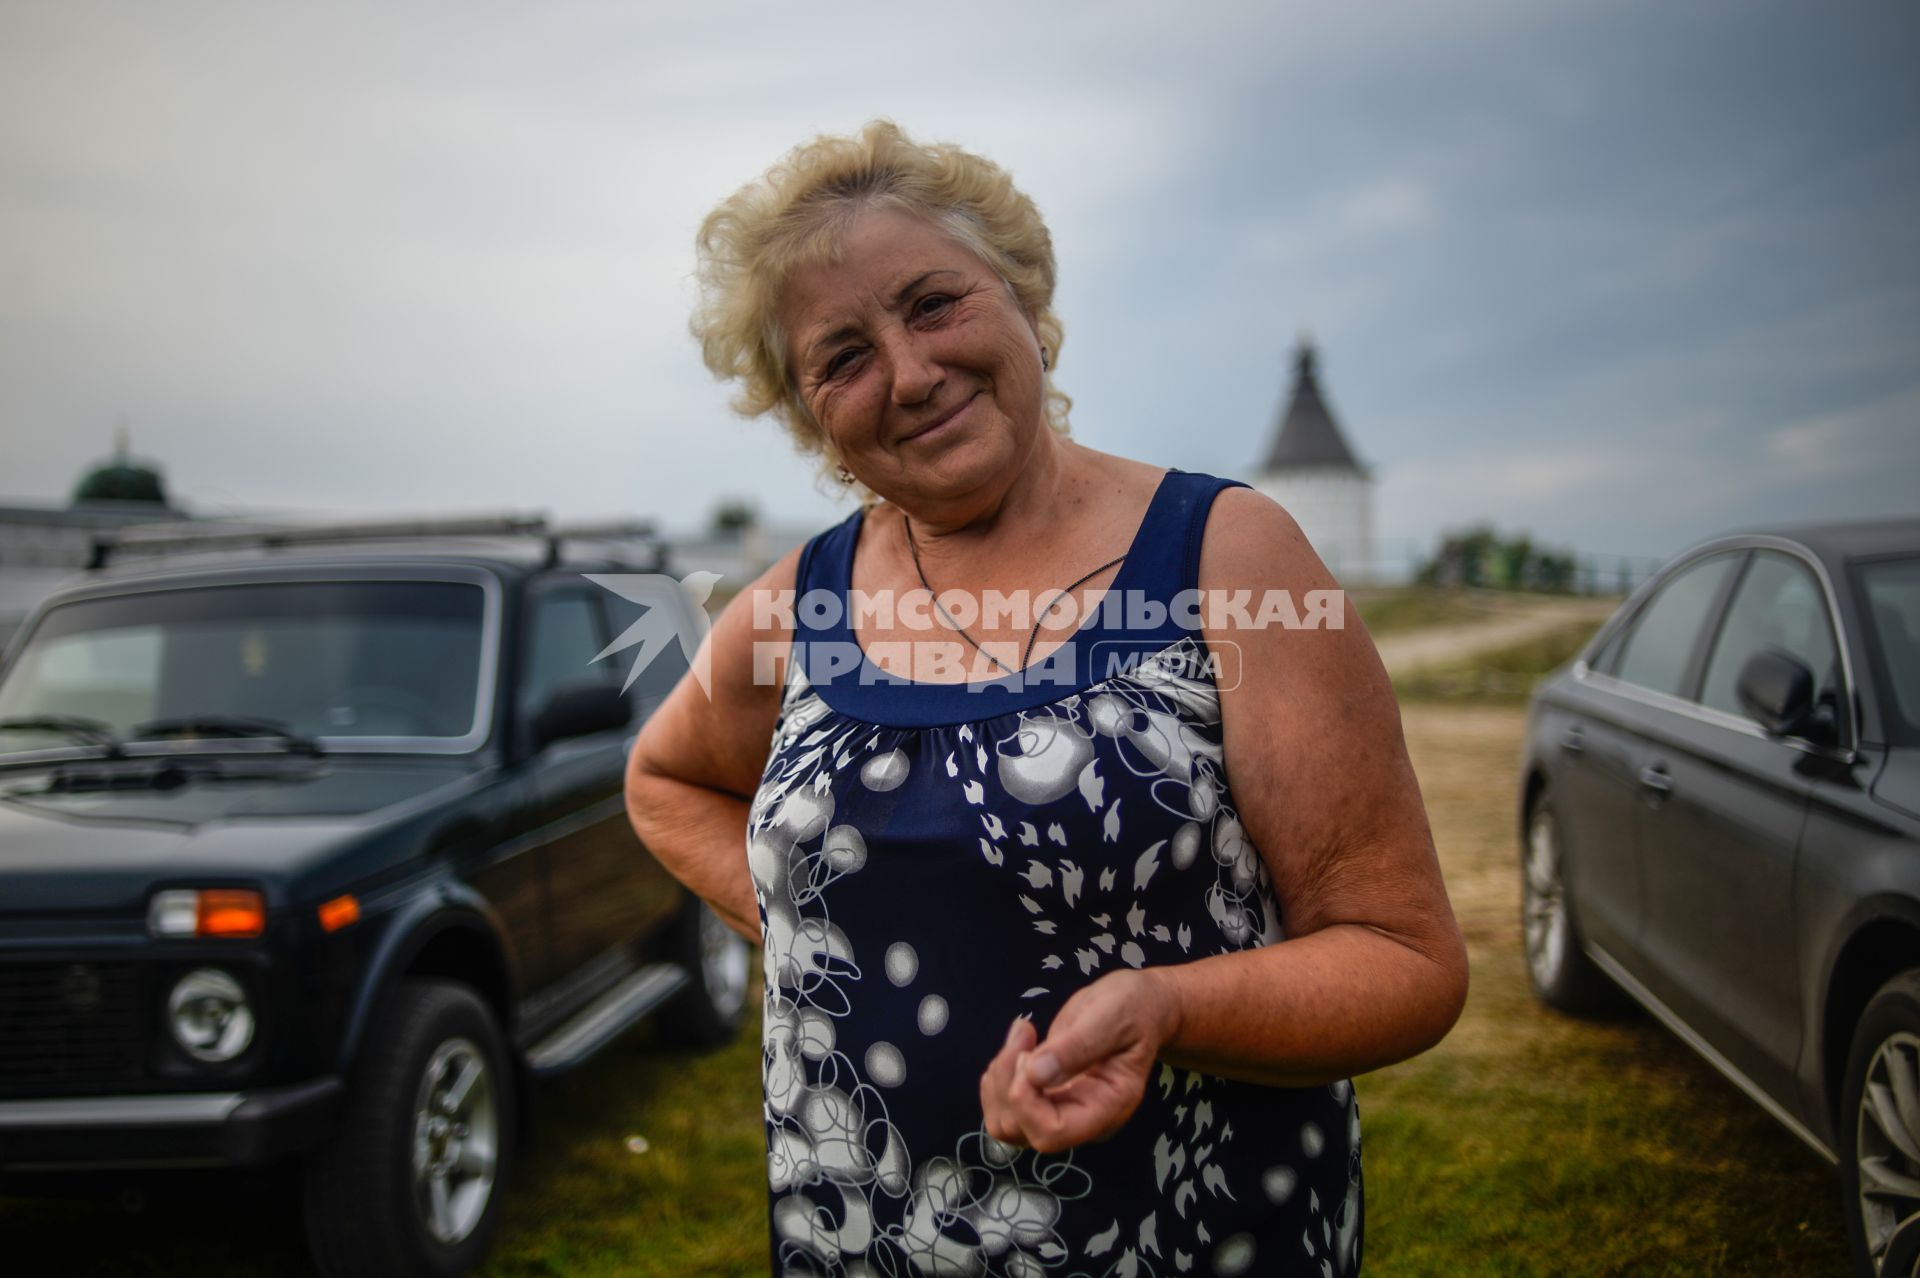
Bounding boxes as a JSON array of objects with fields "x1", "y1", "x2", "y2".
[{"x1": 750, "y1": 636, "x2": 1361, "y2": 1277}]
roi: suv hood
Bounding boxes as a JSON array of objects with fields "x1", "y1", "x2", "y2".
[{"x1": 0, "y1": 756, "x2": 491, "y2": 916}]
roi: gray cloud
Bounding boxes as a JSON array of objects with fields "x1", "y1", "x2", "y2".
[{"x1": 1, "y1": 0, "x2": 1915, "y2": 562}]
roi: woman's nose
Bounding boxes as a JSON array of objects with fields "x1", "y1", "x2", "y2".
[{"x1": 882, "y1": 331, "x2": 941, "y2": 406}]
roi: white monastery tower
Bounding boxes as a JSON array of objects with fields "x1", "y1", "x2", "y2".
[{"x1": 1253, "y1": 338, "x2": 1376, "y2": 584}]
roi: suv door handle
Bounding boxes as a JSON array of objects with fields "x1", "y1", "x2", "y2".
[
  {"x1": 1639, "y1": 764, "x2": 1673, "y2": 795},
  {"x1": 1561, "y1": 726, "x2": 1586, "y2": 754}
]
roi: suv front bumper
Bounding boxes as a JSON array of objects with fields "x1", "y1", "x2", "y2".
[{"x1": 0, "y1": 1077, "x2": 342, "y2": 1171}]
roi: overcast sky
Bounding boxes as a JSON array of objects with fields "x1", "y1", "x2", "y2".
[{"x1": 2, "y1": 1, "x2": 1915, "y2": 567}]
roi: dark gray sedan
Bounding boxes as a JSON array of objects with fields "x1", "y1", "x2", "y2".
[{"x1": 1517, "y1": 518, "x2": 1920, "y2": 1276}]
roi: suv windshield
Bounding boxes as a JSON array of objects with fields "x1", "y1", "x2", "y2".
[{"x1": 0, "y1": 580, "x2": 490, "y2": 752}]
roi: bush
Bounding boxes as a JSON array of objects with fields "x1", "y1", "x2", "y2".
[{"x1": 1418, "y1": 525, "x2": 1578, "y2": 594}]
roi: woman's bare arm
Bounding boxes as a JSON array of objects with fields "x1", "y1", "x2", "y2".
[
  {"x1": 623, "y1": 549, "x2": 800, "y2": 941},
  {"x1": 982, "y1": 489, "x2": 1468, "y2": 1150},
  {"x1": 1149, "y1": 487, "x2": 1469, "y2": 1079}
]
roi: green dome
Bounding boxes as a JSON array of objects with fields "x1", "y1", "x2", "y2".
[{"x1": 72, "y1": 429, "x2": 169, "y2": 506}]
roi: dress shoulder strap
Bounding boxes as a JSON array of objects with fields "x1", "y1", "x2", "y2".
[
  {"x1": 792, "y1": 508, "x2": 864, "y2": 638},
  {"x1": 1121, "y1": 469, "x2": 1251, "y2": 603}
]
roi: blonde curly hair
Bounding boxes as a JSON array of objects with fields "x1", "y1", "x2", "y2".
[{"x1": 691, "y1": 120, "x2": 1071, "y2": 487}]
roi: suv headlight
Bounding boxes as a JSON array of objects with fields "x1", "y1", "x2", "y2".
[
  {"x1": 167, "y1": 968, "x2": 255, "y2": 1063},
  {"x1": 149, "y1": 889, "x2": 266, "y2": 938}
]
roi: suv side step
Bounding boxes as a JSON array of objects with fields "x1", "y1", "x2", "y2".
[{"x1": 526, "y1": 962, "x2": 690, "y2": 1079}]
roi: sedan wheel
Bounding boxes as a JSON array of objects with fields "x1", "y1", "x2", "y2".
[
  {"x1": 1846, "y1": 972, "x2": 1920, "y2": 1277},
  {"x1": 1518, "y1": 788, "x2": 1622, "y2": 1016},
  {"x1": 1523, "y1": 808, "x2": 1570, "y2": 992}
]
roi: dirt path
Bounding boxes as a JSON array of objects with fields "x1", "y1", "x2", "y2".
[{"x1": 1371, "y1": 594, "x2": 1617, "y2": 676}]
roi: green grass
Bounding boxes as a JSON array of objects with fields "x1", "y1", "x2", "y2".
[
  {"x1": 1392, "y1": 618, "x2": 1605, "y2": 703},
  {"x1": 1359, "y1": 946, "x2": 1846, "y2": 1276},
  {"x1": 482, "y1": 1017, "x2": 767, "y2": 1276}
]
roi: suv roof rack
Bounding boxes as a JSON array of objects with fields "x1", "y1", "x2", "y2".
[
  {"x1": 88, "y1": 514, "x2": 666, "y2": 572},
  {"x1": 541, "y1": 520, "x2": 666, "y2": 570}
]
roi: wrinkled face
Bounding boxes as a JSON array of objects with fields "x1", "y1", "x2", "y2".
[{"x1": 779, "y1": 205, "x2": 1048, "y2": 506}]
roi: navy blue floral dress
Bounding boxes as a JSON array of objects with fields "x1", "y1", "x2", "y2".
[{"x1": 748, "y1": 470, "x2": 1362, "y2": 1277}]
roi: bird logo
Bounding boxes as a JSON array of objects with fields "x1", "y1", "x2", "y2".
[{"x1": 584, "y1": 571, "x2": 723, "y2": 700}]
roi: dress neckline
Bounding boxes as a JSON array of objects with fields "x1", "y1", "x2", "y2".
[
  {"x1": 797, "y1": 469, "x2": 1227, "y2": 728},
  {"x1": 847, "y1": 468, "x2": 1174, "y2": 689}
]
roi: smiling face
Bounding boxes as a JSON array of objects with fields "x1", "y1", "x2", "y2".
[{"x1": 779, "y1": 205, "x2": 1051, "y2": 510}]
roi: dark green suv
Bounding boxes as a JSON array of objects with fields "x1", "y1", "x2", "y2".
[{"x1": 0, "y1": 518, "x2": 750, "y2": 1278}]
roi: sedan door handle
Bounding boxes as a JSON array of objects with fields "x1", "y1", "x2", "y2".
[
  {"x1": 1639, "y1": 764, "x2": 1673, "y2": 795},
  {"x1": 1561, "y1": 727, "x2": 1586, "y2": 754}
]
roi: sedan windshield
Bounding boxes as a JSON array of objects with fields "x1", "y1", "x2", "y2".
[
  {"x1": 0, "y1": 580, "x2": 489, "y2": 752},
  {"x1": 1858, "y1": 556, "x2": 1920, "y2": 746}
]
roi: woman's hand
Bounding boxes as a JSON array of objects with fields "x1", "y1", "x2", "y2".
[{"x1": 979, "y1": 969, "x2": 1182, "y2": 1153}]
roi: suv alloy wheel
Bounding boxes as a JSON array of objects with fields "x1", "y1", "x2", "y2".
[
  {"x1": 658, "y1": 896, "x2": 752, "y2": 1048},
  {"x1": 302, "y1": 979, "x2": 515, "y2": 1278}
]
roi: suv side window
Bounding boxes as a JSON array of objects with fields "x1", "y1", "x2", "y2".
[
  {"x1": 597, "y1": 581, "x2": 693, "y2": 707},
  {"x1": 1700, "y1": 550, "x2": 1840, "y2": 724},
  {"x1": 1612, "y1": 553, "x2": 1740, "y2": 699},
  {"x1": 520, "y1": 591, "x2": 610, "y2": 714}
]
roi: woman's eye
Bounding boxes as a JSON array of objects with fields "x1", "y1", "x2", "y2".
[
  {"x1": 824, "y1": 349, "x2": 862, "y2": 378},
  {"x1": 913, "y1": 294, "x2": 955, "y2": 320}
]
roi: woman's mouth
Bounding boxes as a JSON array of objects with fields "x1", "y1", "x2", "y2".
[{"x1": 901, "y1": 392, "x2": 978, "y2": 443}]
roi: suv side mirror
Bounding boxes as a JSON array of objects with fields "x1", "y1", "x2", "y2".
[
  {"x1": 1735, "y1": 647, "x2": 1827, "y2": 742},
  {"x1": 530, "y1": 677, "x2": 632, "y2": 751}
]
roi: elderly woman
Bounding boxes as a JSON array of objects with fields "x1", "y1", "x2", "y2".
[{"x1": 626, "y1": 121, "x2": 1466, "y2": 1277}]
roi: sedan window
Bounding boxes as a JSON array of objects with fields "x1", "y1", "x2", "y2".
[
  {"x1": 1612, "y1": 553, "x2": 1739, "y2": 699},
  {"x1": 1857, "y1": 556, "x2": 1920, "y2": 745},
  {"x1": 1700, "y1": 551, "x2": 1840, "y2": 726}
]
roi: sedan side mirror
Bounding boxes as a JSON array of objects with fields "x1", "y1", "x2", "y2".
[
  {"x1": 530, "y1": 677, "x2": 632, "y2": 752},
  {"x1": 1735, "y1": 648, "x2": 1825, "y2": 742}
]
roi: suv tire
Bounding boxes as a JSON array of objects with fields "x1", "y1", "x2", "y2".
[
  {"x1": 302, "y1": 978, "x2": 514, "y2": 1278},
  {"x1": 657, "y1": 895, "x2": 752, "y2": 1049},
  {"x1": 1521, "y1": 788, "x2": 1626, "y2": 1016},
  {"x1": 1841, "y1": 968, "x2": 1920, "y2": 1277}
]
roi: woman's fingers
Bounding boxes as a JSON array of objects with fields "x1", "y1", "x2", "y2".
[
  {"x1": 982, "y1": 974, "x2": 1178, "y2": 1153},
  {"x1": 1005, "y1": 1058, "x2": 1127, "y2": 1151},
  {"x1": 1023, "y1": 969, "x2": 1172, "y2": 1089},
  {"x1": 980, "y1": 1017, "x2": 1038, "y2": 1146},
  {"x1": 995, "y1": 973, "x2": 1174, "y2": 1152},
  {"x1": 1021, "y1": 999, "x2": 1129, "y2": 1091}
]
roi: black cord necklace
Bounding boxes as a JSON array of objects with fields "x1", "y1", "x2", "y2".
[{"x1": 902, "y1": 516, "x2": 1126, "y2": 676}]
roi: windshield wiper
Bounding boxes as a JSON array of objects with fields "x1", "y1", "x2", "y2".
[
  {"x1": 128, "y1": 715, "x2": 323, "y2": 756},
  {"x1": 0, "y1": 715, "x2": 125, "y2": 756}
]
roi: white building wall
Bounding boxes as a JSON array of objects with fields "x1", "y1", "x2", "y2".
[{"x1": 1254, "y1": 470, "x2": 1374, "y2": 585}]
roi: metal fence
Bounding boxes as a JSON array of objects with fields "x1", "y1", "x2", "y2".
[{"x1": 1327, "y1": 538, "x2": 1668, "y2": 597}]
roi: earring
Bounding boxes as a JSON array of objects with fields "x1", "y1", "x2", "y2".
[
  {"x1": 1041, "y1": 347, "x2": 1051, "y2": 372},
  {"x1": 835, "y1": 464, "x2": 855, "y2": 485}
]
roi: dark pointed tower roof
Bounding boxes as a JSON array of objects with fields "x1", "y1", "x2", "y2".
[{"x1": 1260, "y1": 339, "x2": 1368, "y2": 476}]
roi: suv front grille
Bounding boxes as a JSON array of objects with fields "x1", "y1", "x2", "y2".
[{"x1": 0, "y1": 961, "x2": 144, "y2": 1090}]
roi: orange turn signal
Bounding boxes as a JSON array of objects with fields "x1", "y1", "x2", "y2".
[
  {"x1": 317, "y1": 894, "x2": 361, "y2": 933},
  {"x1": 198, "y1": 889, "x2": 266, "y2": 938}
]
